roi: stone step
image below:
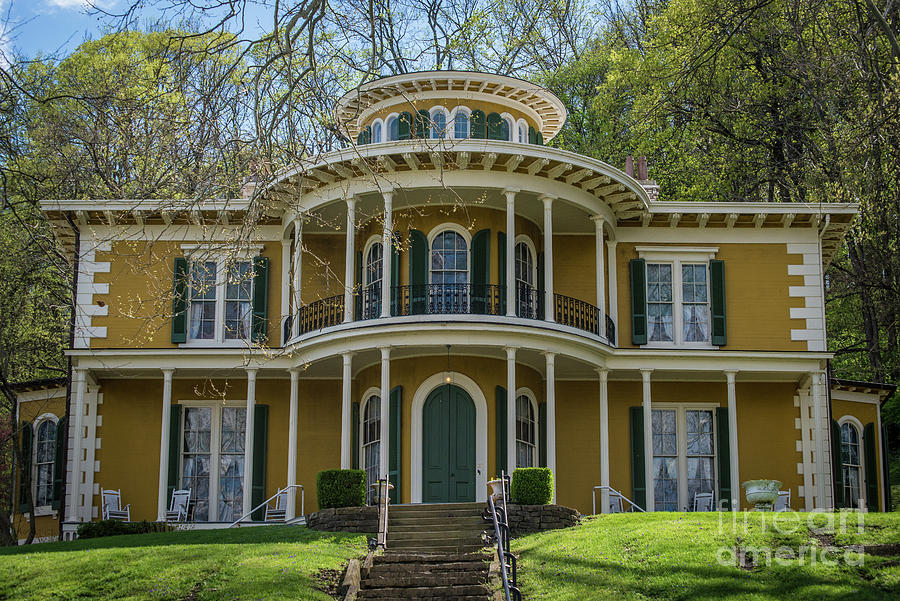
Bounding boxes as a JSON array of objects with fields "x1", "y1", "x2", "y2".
[
  {"x1": 375, "y1": 552, "x2": 491, "y2": 564},
  {"x1": 357, "y1": 584, "x2": 491, "y2": 599},
  {"x1": 362, "y1": 572, "x2": 488, "y2": 588},
  {"x1": 389, "y1": 514, "x2": 487, "y2": 526},
  {"x1": 387, "y1": 533, "x2": 484, "y2": 546},
  {"x1": 387, "y1": 544, "x2": 487, "y2": 555},
  {"x1": 368, "y1": 561, "x2": 489, "y2": 577},
  {"x1": 390, "y1": 503, "x2": 485, "y2": 512},
  {"x1": 388, "y1": 523, "x2": 485, "y2": 535}
]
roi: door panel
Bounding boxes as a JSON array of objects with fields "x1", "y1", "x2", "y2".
[{"x1": 422, "y1": 385, "x2": 476, "y2": 503}]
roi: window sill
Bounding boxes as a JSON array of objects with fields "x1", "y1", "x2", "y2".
[
  {"x1": 31, "y1": 506, "x2": 57, "y2": 518},
  {"x1": 642, "y1": 343, "x2": 719, "y2": 351},
  {"x1": 180, "y1": 341, "x2": 255, "y2": 349}
]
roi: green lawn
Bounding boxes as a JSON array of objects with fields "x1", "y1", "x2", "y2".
[
  {"x1": 513, "y1": 512, "x2": 900, "y2": 601},
  {"x1": 0, "y1": 525, "x2": 367, "y2": 601}
]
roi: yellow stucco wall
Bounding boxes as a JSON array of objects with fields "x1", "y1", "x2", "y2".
[
  {"x1": 615, "y1": 242, "x2": 807, "y2": 351},
  {"x1": 14, "y1": 391, "x2": 67, "y2": 541},
  {"x1": 831, "y1": 398, "x2": 883, "y2": 511}
]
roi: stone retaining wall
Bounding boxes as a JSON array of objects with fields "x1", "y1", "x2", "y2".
[
  {"x1": 505, "y1": 503, "x2": 580, "y2": 536},
  {"x1": 305, "y1": 506, "x2": 378, "y2": 533}
]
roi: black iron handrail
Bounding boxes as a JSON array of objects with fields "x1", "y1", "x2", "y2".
[
  {"x1": 554, "y1": 293, "x2": 600, "y2": 336},
  {"x1": 605, "y1": 314, "x2": 616, "y2": 346},
  {"x1": 485, "y1": 473, "x2": 521, "y2": 601},
  {"x1": 296, "y1": 294, "x2": 345, "y2": 335}
]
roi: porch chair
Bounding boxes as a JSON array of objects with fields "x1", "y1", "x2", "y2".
[
  {"x1": 101, "y1": 488, "x2": 131, "y2": 521},
  {"x1": 608, "y1": 491, "x2": 624, "y2": 513},
  {"x1": 773, "y1": 490, "x2": 791, "y2": 512},
  {"x1": 166, "y1": 489, "x2": 192, "y2": 522},
  {"x1": 265, "y1": 488, "x2": 289, "y2": 522},
  {"x1": 693, "y1": 492, "x2": 714, "y2": 512}
]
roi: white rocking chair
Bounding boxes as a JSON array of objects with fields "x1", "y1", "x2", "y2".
[
  {"x1": 608, "y1": 491, "x2": 625, "y2": 513},
  {"x1": 773, "y1": 490, "x2": 792, "y2": 512},
  {"x1": 265, "y1": 488, "x2": 289, "y2": 522},
  {"x1": 166, "y1": 489, "x2": 192, "y2": 522},
  {"x1": 693, "y1": 492, "x2": 714, "y2": 512},
  {"x1": 101, "y1": 488, "x2": 131, "y2": 521}
]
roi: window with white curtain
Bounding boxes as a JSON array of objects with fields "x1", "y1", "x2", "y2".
[
  {"x1": 188, "y1": 258, "x2": 254, "y2": 343},
  {"x1": 515, "y1": 395, "x2": 536, "y2": 468},
  {"x1": 646, "y1": 261, "x2": 711, "y2": 345},
  {"x1": 652, "y1": 406, "x2": 717, "y2": 511},
  {"x1": 33, "y1": 419, "x2": 57, "y2": 508},
  {"x1": 841, "y1": 422, "x2": 862, "y2": 508},
  {"x1": 361, "y1": 395, "x2": 381, "y2": 504}
]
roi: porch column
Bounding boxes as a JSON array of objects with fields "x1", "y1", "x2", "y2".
[
  {"x1": 287, "y1": 369, "x2": 300, "y2": 520},
  {"x1": 641, "y1": 369, "x2": 654, "y2": 511},
  {"x1": 545, "y1": 352, "x2": 557, "y2": 502},
  {"x1": 280, "y1": 235, "x2": 290, "y2": 343},
  {"x1": 292, "y1": 217, "x2": 303, "y2": 336},
  {"x1": 381, "y1": 192, "x2": 393, "y2": 319},
  {"x1": 242, "y1": 368, "x2": 258, "y2": 520},
  {"x1": 504, "y1": 189, "x2": 516, "y2": 317},
  {"x1": 606, "y1": 240, "x2": 619, "y2": 343},
  {"x1": 379, "y1": 347, "x2": 391, "y2": 478},
  {"x1": 810, "y1": 370, "x2": 827, "y2": 508},
  {"x1": 725, "y1": 371, "x2": 740, "y2": 510},
  {"x1": 541, "y1": 195, "x2": 555, "y2": 322},
  {"x1": 344, "y1": 197, "x2": 356, "y2": 323},
  {"x1": 505, "y1": 347, "x2": 517, "y2": 473},
  {"x1": 598, "y1": 367, "x2": 610, "y2": 513},
  {"x1": 68, "y1": 367, "x2": 87, "y2": 521},
  {"x1": 340, "y1": 353, "x2": 353, "y2": 469},
  {"x1": 591, "y1": 217, "x2": 606, "y2": 324},
  {"x1": 157, "y1": 368, "x2": 175, "y2": 521}
]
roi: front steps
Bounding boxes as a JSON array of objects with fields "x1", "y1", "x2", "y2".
[{"x1": 355, "y1": 503, "x2": 494, "y2": 600}]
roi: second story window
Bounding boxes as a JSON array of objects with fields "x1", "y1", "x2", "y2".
[
  {"x1": 431, "y1": 109, "x2": 447, "y2": 138},
  {"x1": 646, "y1": 262, "x2": 710, "y2": 345},
  {"x1": 453, "y1": 111, "x2": 469, "y2": 139},
  {"x1": 430, "y1": 229, "x2": 468, "y2": 312},
  {"x1": 189, "y1": 259, "x2": 253, "y2": 342},
  {"x1": 364, "y1": 241, "x2": 383, "y2": 319},
  {"x1": 514, "y1": 240, "x2": 536, "y2": 317}
]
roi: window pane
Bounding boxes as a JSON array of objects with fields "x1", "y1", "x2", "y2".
[
  {"x1": 454, "y1": 113, "x2": 469, "y2": 138},
  {"x1": 648, "y1": 263, "x2": 674, "y2": 342},
  {"x1": 653, "y1": 457, "x2": 678, "y2": 511},
  {"x1": 432, "y1": 112, "x2": 447, "y2": 138}
]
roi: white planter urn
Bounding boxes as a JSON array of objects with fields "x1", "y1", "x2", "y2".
[
  {"x1": 487, "y1": 479, "x2": 505, "y2": 502},
  {"x1": 370, "y1": 482, "x2": 394, "y2": 504},
  {"x1": 742, "y1": 479, "x2": 782, "y2": 511}
]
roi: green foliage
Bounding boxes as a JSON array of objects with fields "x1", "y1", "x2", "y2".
[
  {"x1": 316, "y1": 469, "x2": 366, "y2": 509},
  {"x1": 511, "y1": 467, "x2": 554, "y2": 505},
  {"x1": 76, "y1": 520, "x2": 172, "y2": 539}
]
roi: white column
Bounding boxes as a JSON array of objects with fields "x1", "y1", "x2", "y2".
[
  {"x1": 379, "y1": 347, "x2": 391, "y2": 478},
  {"x1": 641, "y1": 369, "x2": 654, "y2": 512},
  {"x1": 242, "y1": 368, "x2": 258, "y2": 519},
  {"x1": 381, "y1": 192, "x2": 393, "y2": 319},
  {"x1": 287, "y1": 369, "x2": 300, "y2": 520},
  {"x1": 68, "y1": 368, "x2": 87, "y2": 521},
  {"x1": 344, "y1": 198, "x2": 356, "y2": 323},
  {"x1": 725, "y1": 371, "x2": 740, "y2": 510},
  {"x1": 280, "y1": 236, "x2": 290, "y2": 342},
  {"x1": 157, "y1": 368, "x2": 175, "y2": 521},
  {"x1": 541, "y1": 195, "x2": 555, "y2": 322},
  {"x1": 545, "y1": 352, "x2": 557, "y2": 502},
  {"x1": 292, "y1": 218, "x2": 303, "y2": 336},
  {"x1": 606, "y1": 240, "x2": 619, "y2": 343},
  {"x1": 598, "y1": 367, "x2": 610, "y2": 513},
  {"x1": 504, "y1": 189, "x2": 516, "y2": 317},
  {"x1": 591, "y1": 217, "x2": 606, "y2": 321},
  {"x1": 340, "y1": 353, "x2": 353, "y2": 469},
  {"x1": 505, "y1": 347, "x2": 517, "y2": 473},
  {"x1": 810, "y1": 370, "x2": 827, "y2": 508}
]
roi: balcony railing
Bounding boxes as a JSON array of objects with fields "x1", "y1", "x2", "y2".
[{"x1": 284, "y1": 285, "x2": 615, "y2": 343}]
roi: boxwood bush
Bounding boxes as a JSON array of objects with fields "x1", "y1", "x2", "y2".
[
  {"x1": 77, "y1": 520, "x2": 171, "y2": 539},
  {"x1": 317, "y1": 469, "x2": 366, "y2": 509},
  {"x1": 510, "y1": 467, "x2": 554, "y2": 505}
]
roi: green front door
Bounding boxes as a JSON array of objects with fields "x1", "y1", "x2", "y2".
[{"x1": 422, "y1": 384, "x2": 476, "y2": 502}]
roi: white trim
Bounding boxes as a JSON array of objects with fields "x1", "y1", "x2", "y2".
[
  {"x1": 429, "y1": 106, "x2": 450, "y2": 138},
  {"x1": 836, "y1": 416, "x2": 866, "y2": 509},
  {"x1": 74, "y1": 238, "x2": 110, "y2": 348},
  {"x1": 515, "y1": 119, "x2": 528, "y2": 144},
  {"x1": 500, "y1": 112, "x2": 515, "y2": 142},
  {"x1": 786, "y1": 243, "x2": 826, "y2": 351},
  {"x1": 371, "y1": 118, "x2": 384, "y2": 143},
  {"x1": 385, "y1": 113, "x2": 400, "y2": 141},
  {"x1": 514, "y1": 387, "x2": 539, "y2": 468},
  {"x1": 635, "y1": 246, "x2": 719, "y2": 261},
  {"x1": 410, "y1": 372, "x2": 488, "y2": 503},
  {"x1": 180, "y1": 244, "x2": 264, "y2": 257},
  {"x1": 16, "y1": 387, "x2": 67, "y2": 403},
  {"x1": 449, "y1": 106, "x2": 471, "y2": 139}
]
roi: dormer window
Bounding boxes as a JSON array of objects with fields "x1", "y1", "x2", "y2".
[{"x1": 387, "y1": 115, "x2": 399, "y2": 141}]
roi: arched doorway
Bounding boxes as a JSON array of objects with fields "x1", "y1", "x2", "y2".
[{"x1": 422, "y1": 384, "x2": 476, "y2": 502}]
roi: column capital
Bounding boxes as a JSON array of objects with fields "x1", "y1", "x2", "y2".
[
  {"x1": 606, "y1": 239, "x2": 618, "y2": 249},
  {"x1": 246, "y1": 367, "x2": 259, "y2": 377},
  {"x1": 503, "y1": 187, "x2": 520, "y2": 199},
  {"x1": 724, "y1": 370, "x2": 738, "y2": 382},
  {"x1": 640, "y1": 368, "x2": 653, "y2": 381},
  {"x1": 160, "y1": 368, "x2": 175, "y2": 377},
  {"x1": 543, "y1": 351, "x2": 556, "y2": 364},
  {"x1": 504, "y1": 346, "x2": 518, "y2": 359},
  {"x1": 345, "y1": 195, "x2": 357, "y2": 208},
  {"x1": 538, "y1": 193, "x2": 556, "y2": 208},
  {"x1": 382, "y1": 189, "x2": 394, "y2": 203},
  {"x1": 590, "y1": 214, "x2": 605, "y2": 226},
  {"x1": 288, "y1": 368, "x2": 302, "y2": 378},
  {"x1": 596, "y1": 367, "x2": 609, "y2": 378},
  {"x1": 380, "y1": 346, "x2": 391, "y2": 359},
  {"x1": 342, "y1": 351, "x2": 355, "y2": 363}
]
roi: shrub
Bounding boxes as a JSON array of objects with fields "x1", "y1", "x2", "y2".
[
  {"x1": 77, "y1": 520, "x2": 171, "y2": 539},
  {"x1": 317, "y1": 469, "x2": 366, "y2": 509},
  {"x1": 510, "y1": 467, "x2": 554, "y2": 505}
]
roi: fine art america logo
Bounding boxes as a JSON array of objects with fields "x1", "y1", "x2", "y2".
[{"x1": 716, "y1": 510, "x2": 867, "y2": 568}]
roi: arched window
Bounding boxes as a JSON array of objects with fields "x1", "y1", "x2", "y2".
[
  {"x1": 841, "y1": 422, "x2": 862, "y2": 508},
  {"x1": 515, "y1": 395, "x2": 537, "y2": 468},
  {"x1": 431, "y1": 109, "x2": 447, "y2": 138},
  {"x1": 362, "y1": 395, "x2": 381, "y2": 503},
  {"x1": 364, "y1": 241, "x2": 382, "y2": 319},
  {"x1": 430, "y1": 230, "x2": 468, "y2": 312},
  {"x1": 453, "y1": 111, "x2": 470, "y2": 139},
  {"x1": 386, "y1": 115, "x2": 399, "y2": 141},
  {"x1": 34, "y1": 418, "x2": 57, "y2": 508},
  {"x1": 372, "y1": 120, "x2": 383, "y2": 143},
  {"x1": 514, "y1": 240, "x2": 535, "y2": 318},
  {"x1": 517, "y1": 121, "x2": 528, "y2": 143}
]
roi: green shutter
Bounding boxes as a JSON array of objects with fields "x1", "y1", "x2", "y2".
[
  {"x1": 471, "y1": 110, "x2": 486, "y2": 139},
  {"x1": 629, "y1": 407, "x2": 646, "y2": 511},
  {"x1": 171, "y1": 257, "x2": 188, "y2": 343},
  {"x1": 716, "y1": 407, "x2": 732, "y2": 510},
  {"x1": 251, "y1": 404, "x2": 268, "y2": 520},
  {"x1": 251, "y1": 257, "x2": 269, "y2": 344},
  {"x1": 710, "y1": 260, "x2": 727, "y2": 346},
  {"x1": 536, "y1": 132, "x2": 544, "y2": 145},
  {"x1": 416, "y1": 110, "x2": 430, "y2": 139},
  {"x1": 497, "y1": 232, "x2": 506, "y2": 315},
  {"x1": 51, "y1": 417, "x2": 67, "y2": 510},
  {"x1": 357, "y1": 126, "x2": 372, "y2": 145},
  {"x1": 354, "y1": 250, "x2": 362, "y2": 320},
  {"x1": 471, "y1": 229, "x2": 490, "y2": 314},
  {"x1": 496, "y1": 386, "x2": 507, "y2": 476},
  {"x1": 487, "y1": 112, "x2": 503, "y2": 140},
  {"x1": 18, "y1": 422, "x2": 33, "y2": 513},
  {"x1": 863, "y1": 422, "x2": 878, "y2": 511},
  {"x1": 409, "y1": 229, "x2": 428, "y2": 315},
  {"x1": 537, "y1": 251, "x2": 545, "y2": 320},
  {"x1": 390, "y1": 231, "x2": 400, "y2": 316},
  {"x1": 351, "y1": 402, "x2": 360, "y2": 470},
  {"x1": 630, "y1": 259, "x2": 647, "y2": 345},
  {"x1": 528, "y1": 126, "x2": 537, "y2": 145},
  {"x1": 389, "y1": 386, "x2": 402, "y2": 503},
  {"x1": 398, "y1": 112, "x2": 412, "y2": 140},
  {"x1": 538, "y1": 403, "x2": 547, "y2": 468},
  {"x1": 167, "y1": 404, "x2": 183, "y2": 502},
  {"x1": 831, "y1": 419, "x2": 844, "y2": 508}
]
